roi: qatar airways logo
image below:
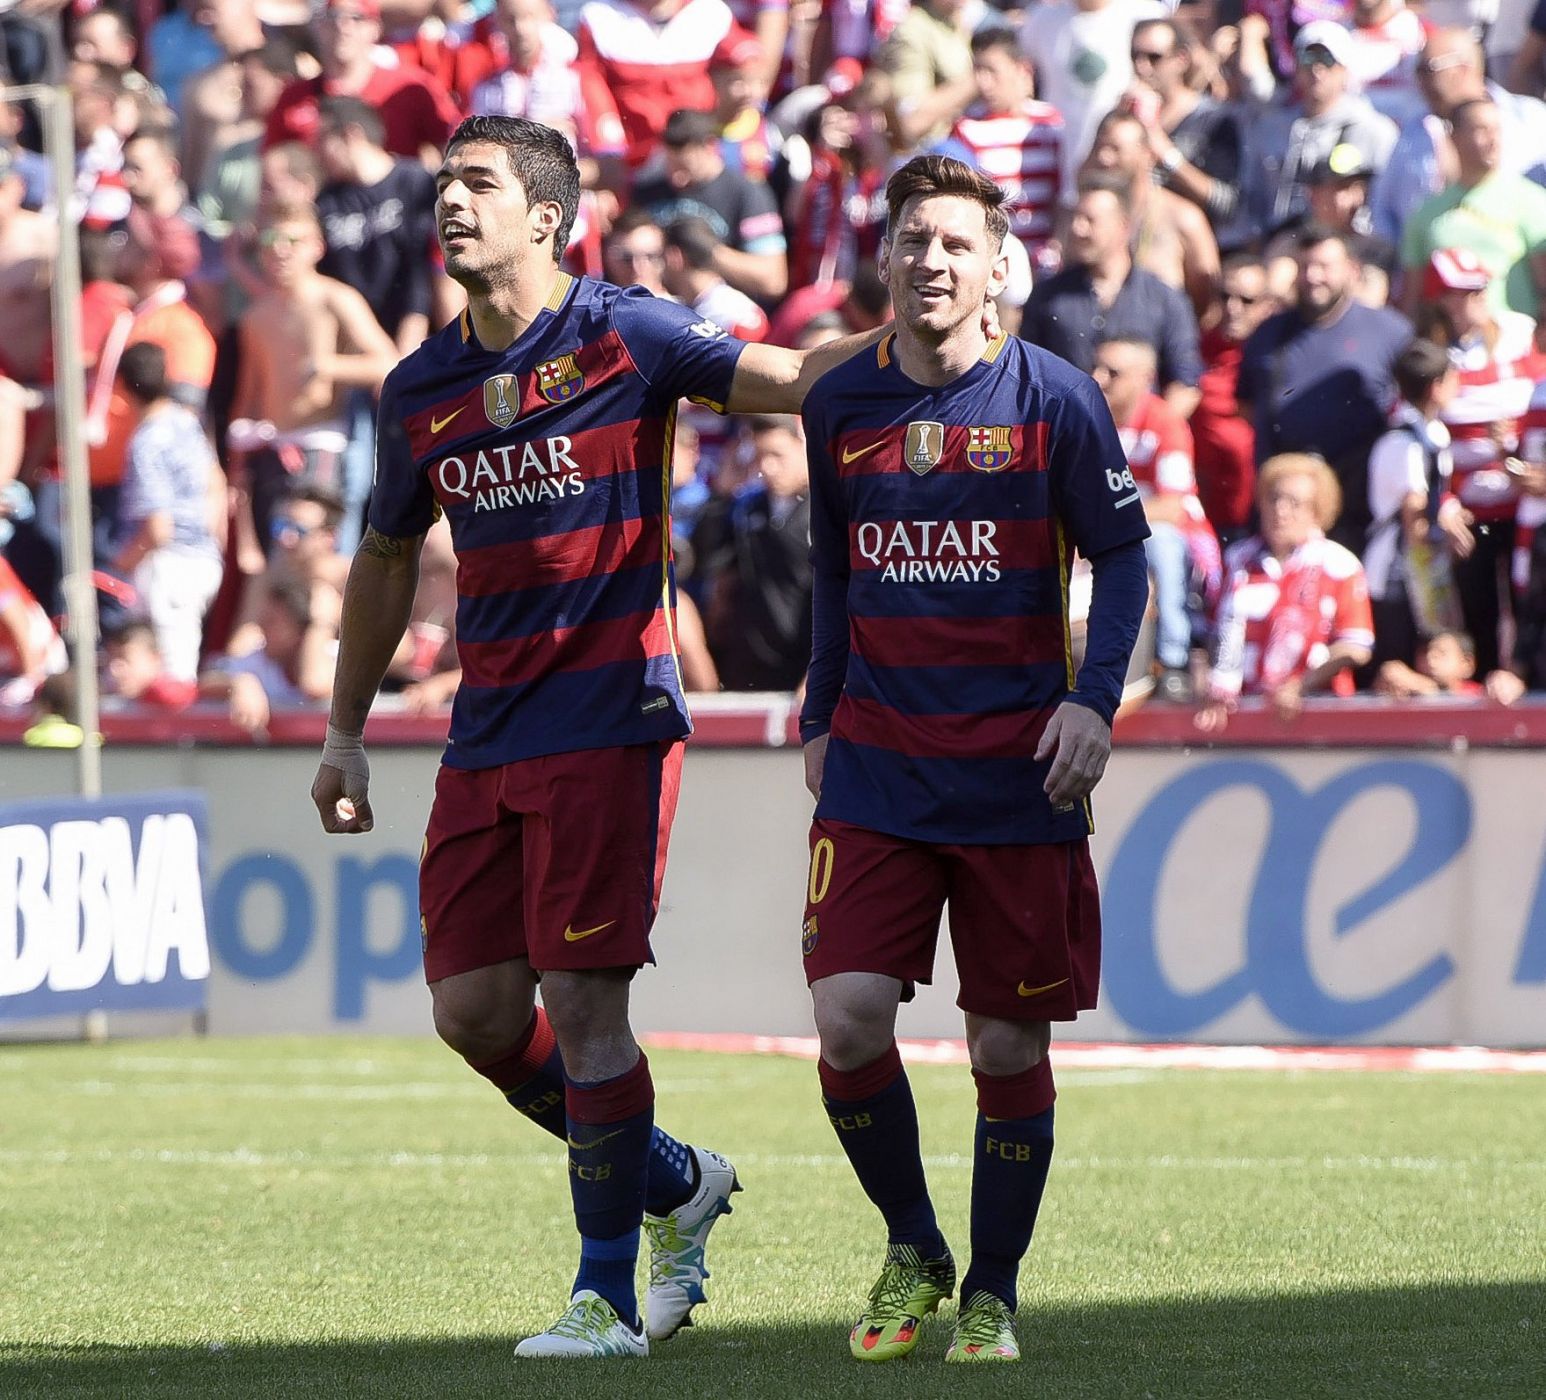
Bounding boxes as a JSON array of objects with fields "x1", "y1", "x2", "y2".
[
  {"x1": 434, "y1": 436, "x2": 585, "y2": 512},
  {"x1": 857, "y1": 519, "x2": 1001, "y2": 583}
]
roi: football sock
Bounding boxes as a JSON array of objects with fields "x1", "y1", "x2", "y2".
[
  {"x1": 819, "y1": 1043, "x2": 945, "y2": 1257},
  {"x1": 565, "y1": 1052, "x2": 655, "y2": 1328},
  {"x1": 471, "y1": 1011, "x2": 699, "y2": 1216},
  {"x1": 959, "y1": 1058, "x2": 1056, "y2": 1312}
]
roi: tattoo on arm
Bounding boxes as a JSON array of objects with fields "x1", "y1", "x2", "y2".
[{"x1": 358, "y1": 527, "x2": 407, "y2": 560}]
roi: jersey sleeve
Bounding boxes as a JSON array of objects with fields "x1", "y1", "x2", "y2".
[
  {"x1": 1331, "y1": 562, "x2": 1375, "y2": 649},
  {"x1": 367, "y1": 374, "x2": 436, "y2": 539},
  {"x1": 1152, "y1": 406, "x2": 1196, "y2": 494},
  {"x1": 798, "y1": 391, "x2": 850, "y2": 742},
  {"x1": 611, "y1": 286, "x2": 749, "y2": 412},
  {"x1": 1047, "y1": 377, "x2": 1153, "y2": 557},
  {"x1": 736, "y1": 180, "x2": 787, "y2": 257}
]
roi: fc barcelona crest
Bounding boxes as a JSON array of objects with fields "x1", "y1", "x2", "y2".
[
  {"x1": 483, "y1": 373, "x2": 519, "y2": 429},
  {"x1": 966, "y1": 425, "x2": 1014, "y2": 472},
  {"x1": 536, "y1": 353, "x2": 584, "y2": 405},
  {"x1": 903, "y1": 420, "x2": 944, "y2": 476}
]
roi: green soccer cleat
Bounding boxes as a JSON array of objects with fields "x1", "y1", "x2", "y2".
[
  {"x1": 513, "y1": 1291, "x2": 648, "y2": 1360},
  {"x1": 848, "y1": 1242, "x2": 956, "y2": 1362},
  {"x1": 946, "y1": 1291, "x2": 1021, "y2": 1363}
]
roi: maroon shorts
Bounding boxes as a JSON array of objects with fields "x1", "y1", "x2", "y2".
[
  {"x1": 419, "y1": 741, "x2": 683, "y2": 982},
  {"x1": 801, "y1": 818, "x2": 1101, "y2": 1022}
]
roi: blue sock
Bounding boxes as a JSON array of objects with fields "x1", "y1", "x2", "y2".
[
  {"x1": 566, "y1": 1055, "x2": 655, "y2": 1329},
  {"x1": 959, "y1": 1063, "x2": 1056, "y2": 1311},
  {"x1": 819, "y1": 1045, "x2": 944, "y2": 1256},
  {"x1": 473, "y1": 1013, "x2": 697, "y2": 1216}
]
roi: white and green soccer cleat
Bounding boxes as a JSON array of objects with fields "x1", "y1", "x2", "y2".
[
  {"x1": 644, "y1": 1145, "x2": 742, "y2": 1341},
  {"x1": 946, "y1": 1291, "x2": 1021, "y2": 1363},
  {"x1": 513, "y1": 1290, "x2": 648, "y2": 1360}
]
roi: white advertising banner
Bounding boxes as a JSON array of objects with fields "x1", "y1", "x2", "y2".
[{"x1": 2, "y1": 743, "x2": 1542, "y2": 1045}]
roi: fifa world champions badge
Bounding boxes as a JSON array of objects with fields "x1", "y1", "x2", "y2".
[
  {"x1": 904, "y1": 421, "x2": 945, "y2": 476},
  {"x1": 483, "y1": 373, "x2": 519, "y2": 428},
  {"x1": 536, "y1": 354, "x2": 585, "y2": 405}
]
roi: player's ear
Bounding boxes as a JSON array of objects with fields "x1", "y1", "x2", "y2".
[
  {"x1": 986, "y1": 242, "x2": 1010, "y2": 301},
  {"x1": 531, "y1": 199, "x2": 563, "y2": 250},
  {"x1": 877, "y1": 239, "x2": 891, "y2": 282}
]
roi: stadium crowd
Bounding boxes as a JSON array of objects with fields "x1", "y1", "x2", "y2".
[{"x1": 3, "y1": 0, "x2": 1546, "y2": 734}]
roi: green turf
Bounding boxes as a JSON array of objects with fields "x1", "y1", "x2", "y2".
[{"x1": 0, "y1": 1037, "x2": 1541, "y2": 1398}]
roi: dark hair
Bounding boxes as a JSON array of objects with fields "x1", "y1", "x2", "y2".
[
  {"x1": 607, "y1": 206, "x2": 662, "y2": 242},
  {"x1": 848, "y1": 260, "x2": 891, "y2": 317},
  {"x1": 662, "y1": 108, "x2": 720, "y2": 148},
  {"x1": 1295, "y1": 221, "x2": 1354, "y2": 255},
  {"x1": 970, "y1": 26, "x2": 1022, "y2": 61},
  {"x1": 1076, "y1": 169, "x2": 1133, "y2": 216},
  {"x1": 1221, "y1": 250, "x2": 1266, "y2": 279},
  {"x1": 447, "y1": 116, "x2": 581, "y2": 264},
  {"x1": 124, "y1": 125, "x2": 178, "y2": 164},
  {"x1": 105, "y1": 619, "x2": 159, "y2": 652},
  {"x1": 279, "y1": 482, "x2": 346, "y2": 530},
  {"x1": 664, "y1": 216, "x2": 720, "y2": 270},
  {"x1": 1428, "y1": 628, "x2": 1476, "y2": 659},
  {"x1": 1094, "y1": 334, "x2": 1158, "y2": 359},
  {"x1": 318, "y1": 94, "x2": 385, "y2": 148},
  {"x1": 1095, "y1": 107, "x2": 1145, "y2": 142},
  {"x1": 1450, "y1": 96, "x2": 1497, "y2": 128},
  {"x1": 118, "y1": 341, "x2": 169, "y2": 403},
  {"x1": 1393, "y1": 336, "x2": 1452, "y2": 406},
  {"x1": 885, "y1": 154, "x2": 1009, "y2": 250},
  {"x1": 79, "y1": 226, "x2": 120, "y2": 283},
  {"x1": 251, "y1": 35, "x2": 303, "y2": 79},
  {"x1": 266, "y1": 577, "x2": 313, "y2": 629},
  {"x1": 37, "y1": 669, "x2": 79, "y2": 723},
  {"x1": 744, "y1": 413, "x2": 802, "y2": 437}
]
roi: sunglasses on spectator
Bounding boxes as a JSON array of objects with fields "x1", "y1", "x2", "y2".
[
  {"x1": 1297, "y1": 47, "x2": 1339, "y2": 69},
  {"x1": 322, "y1": 9, "x2": 375, "y2": 25},
  {"x1": 271, "y1": 518, "x2": 319, "y2": 541},
  {"x1": 1130, "y1": 49, "x2": 1174, "y2": 64},
  {"x1": 616, "y1": 249, "x2": 665, "y2": 264}
]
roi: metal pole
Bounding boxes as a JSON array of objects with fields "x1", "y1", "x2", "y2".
[{"x1": 41, "y1": 83, "x2": 103, "y2": 797}]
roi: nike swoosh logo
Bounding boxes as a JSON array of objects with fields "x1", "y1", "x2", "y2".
[
  {"x1": 563, "y1": 920, "x2": 616, "y2": 943},
  {"x1": 841, "y1": 441, "x2": 884, "y2": 464},
  {"x1": 1017, "y1": 977, "x2": 1069, "y2": 998},
  {"x1": 566, "y1": 1129, "x2": 625, "y2": 1150},
  {"x1": 430, "y1": 407, "x2": 465, "y2": 434}
]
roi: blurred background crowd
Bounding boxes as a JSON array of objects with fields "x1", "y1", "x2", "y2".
[{"x1": 2, "y1": 0, "x2": 1546, "y2": 736}]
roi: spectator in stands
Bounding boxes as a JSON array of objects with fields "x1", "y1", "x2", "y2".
[
  {"x1": 1198, "y1": 454, "x2": 1375, "y2": 730},
  {"x1": 93, "y1": 209, "x2": 216, "y2": 567},
  {"x1": 662, "y1": 217, "x2": 771, "y2": 340},
  {"x1": 104, "y1": 620, "x2": 197, "y2": 710},
  {"x1": 1342, "y1": 0, "x2": 1428, "y2": 127},
  {"x1": 1509, "y1": 1, "x2": 1546, "y2": 95},
  {"x1": 1094, "y1": 335, "x2": 1220, "y2": 701},
  {"x1": 265, "y1": 0, "x2": 462, "y2": 162},
  {"x1": 111, "y1": 343, "x2": 226, "y2": 685},
  {"x1": 1418, "y1": 247, "x2": 1546, "y2": 677},
  {"x1": 1237, "y1": 225, "x2": 1411, "y2": 549},
  {"x1": 315, "y1": 96, "x2": 438, "y2": 355},
  {"x1": 1245, "y1": 22, "x2": 1397, "y2": 237},
  {"x1": 703, "y1": 414, "x2": 812, "y2": 690},
  {"x1": 226, "y1": 483, "x2": 351, "y2": 658},
  {"x1": 944, "y1": 28, "x2": 1062, "y2": 267},
  {"x1": 1377, "y1": 628, "x2": 1527, "y2": 703},
  {"x1": 1363, "y1": 338, "x2": 1473, "y2": 674},
  {"x1": 767, "y1": 258, "x2": 891, "y2": 349},
  {"x1": 0, "y1": 142, "x2": 55, "y2": 415},
  {"x1": 879, "y1": 0, "x2": 975, "y2": 148},
  {"x1": 1192, "y1": 253, "x2": 1275, "y2": 543},
  {"x1": 120, "y1": 126, "x2": 202, "y2": 234},
  {"x1": 470, "y1": 0, "x2": 629, "y2": 195},
  {"x1": 724, "y1": 0, "x2": 787, "y2": 91},
  {"x1": 1086, "y1": 109, "x2": 1221, "y2": 316},
  {"x1": 0, "y1": 550, "x2": 65, "y2": 709},
  {"x1": 711, "y1": 28, "x2": 778, "y2": 183},
  {"x1": 1019, "y1": 0, "x2": 1169, "y2": 202},
  {"x1": 1264, "y1": 145, "x2": 1395, "y2": 308},
  {"x1": 229, "y1": 200, "x2": 397, "y2": 562},
  {"x1": 146, "y1": 0, "x2": 226, "y2": 119},
  {"x1": 1022, "y1": 172, "x2": 1203, "y2": 416},
  {"x1": 1128, "y1": 18, "x2": 1244, "y2": 243},
  {"x1": 784, "y1": 79, "x2": 890, "y2": 292},
  {"x1": 1400, "y1": 97, "x2": 1546, "y2": 324},
  {"x1": 200, "y1": 577, "x2": 337, "y2": 734},
  {"x1": 179, "y1": 0, "x2": 269, "y2": 195},
  {"x1": 635, "y1": 107, "x2": 789, "y2": 301},
  {"x1": 602, "y1": 207, "x2": 671, "y2": 294},
  {"x1": 1371, "y1": 29, "x2": 1546, "y2": 250},
  {"x1": 73, "y1": 8, "x2": 139, "y2": 73},
  {"x1": 575, "y1": 0, "x2": 733, "y2": 170},
  {"x1": 71, "y1": 59, "x2": 139, "y2": 231}
]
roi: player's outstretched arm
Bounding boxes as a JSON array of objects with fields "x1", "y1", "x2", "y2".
[
  {"x1": 311, "y1": 525, "x2": 426, "y2": 835},
  {"x1": 724, "y1": 327, "x2": 891, "y2": 415}
]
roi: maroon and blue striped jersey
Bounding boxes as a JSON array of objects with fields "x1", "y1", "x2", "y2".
[
  {"x1": 369, "y1": 273, "x2": 746, "y2": 769},
  {"x1": 800, "y1": 332, "x2": 1149, "y2": 844}
]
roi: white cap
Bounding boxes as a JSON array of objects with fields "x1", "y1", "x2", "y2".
[{"x1": 1294, "y1": 21, "x2": 1355, "y2": 69}]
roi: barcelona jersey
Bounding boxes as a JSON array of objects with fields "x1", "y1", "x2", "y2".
[
  {"x1": 369, "y1": 273, "x2": 746, "y2": 769},
  {"x1": 800, "y1": 332, "x2": 1150, "y2": 845}
]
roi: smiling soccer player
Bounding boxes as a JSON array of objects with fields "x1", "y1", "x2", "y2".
[{"x1": 799, "y1": 155, "x2": 1150, "y2": 1364}]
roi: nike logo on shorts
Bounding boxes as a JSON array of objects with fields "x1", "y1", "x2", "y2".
[
  {"x1": 1017, "y1": 977, "x2": 1069, "y2": 998},
  {"x1": 563, "y1": 921, "x2": 616, "y2": 942}
]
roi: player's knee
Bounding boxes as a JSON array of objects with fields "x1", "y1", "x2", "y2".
[
  {"x1": 812, "y1": 1002, "x2": 895, "y2": 1071},
  {"x1": 965, "y1": 1015, "x2": 1050, "y2": 1078},
  {"x1": 431, "y1": 988, "x2": 528, "y2": 1064}
]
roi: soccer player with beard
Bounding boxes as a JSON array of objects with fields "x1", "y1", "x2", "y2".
[
  {"x1": 309, "y1": 115, "x2": 909, "y2": 1360},
  {"x1": 799, "y1": 154, "x2": 1150, "y2": 1364}
]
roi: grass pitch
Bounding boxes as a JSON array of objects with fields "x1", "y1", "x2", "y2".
[{"x1": 0, "y1": 1037, "x2": 1541, "y2": 1399}]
